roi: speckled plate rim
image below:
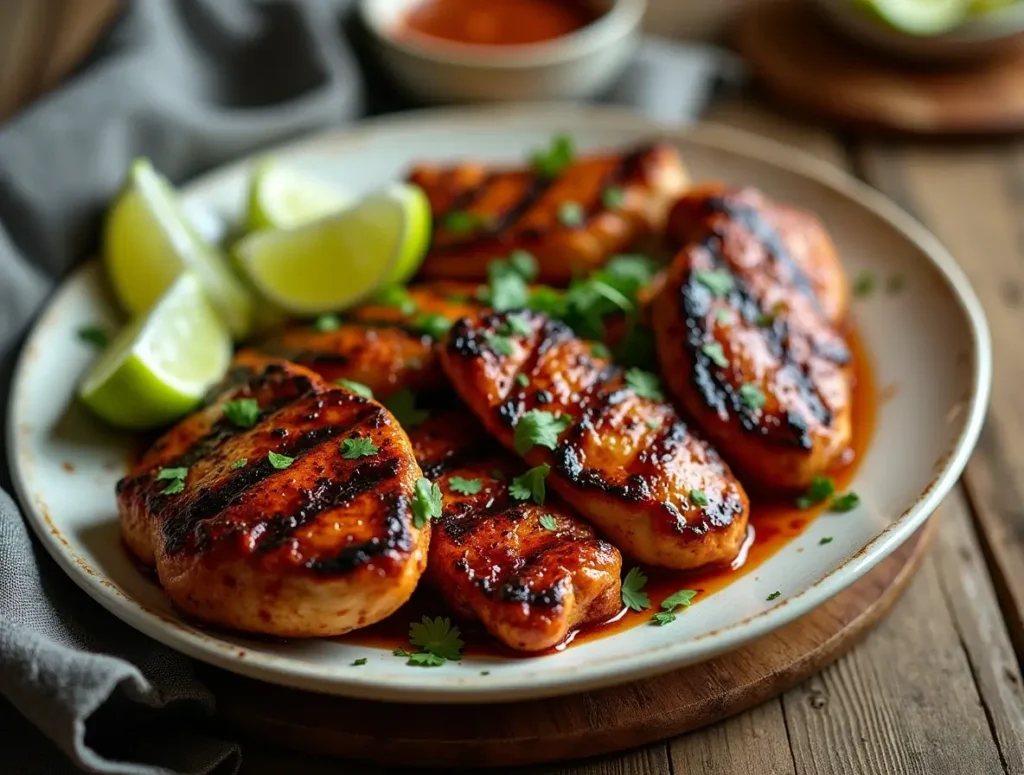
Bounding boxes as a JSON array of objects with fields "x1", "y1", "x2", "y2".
[{"x1": 6, "y1": 103, "x2": 992, "y2": 703}]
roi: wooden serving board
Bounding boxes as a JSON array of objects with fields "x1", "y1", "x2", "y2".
[
  {"x1": 203, "y1": 517, "x2": 937, "y2": 769},
  {"x1": 733, "y1": 1, "x2": 1024, "y2": 136}
]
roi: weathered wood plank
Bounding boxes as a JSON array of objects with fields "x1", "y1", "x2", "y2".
[
  {"x1": 782, "y1": 524, "x2": 1005, "y2": 775},
  {"x1": 856, "y1": 141, "x2": 1024, "y2": 664},
  {"x1": 934, "y1": 489, "x2": 1024, "y2": 773},
  {"x1": 669, "y1": 700, "x2": 796, "y2": 775}
]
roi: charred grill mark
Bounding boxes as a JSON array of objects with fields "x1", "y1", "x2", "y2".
[
  {"x1": 679, "y1": 230, "x2": 846, "y2": 449},
  {"x1": 306, "y1": 492, "x2": 413, "y2": 575},
  {"x1": 497, "y1": 573, "x2": 568, "y2": 608}
]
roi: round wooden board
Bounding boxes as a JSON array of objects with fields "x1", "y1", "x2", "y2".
[
  {"x1": 734, "y1": 1, "x2": 1024, "y2": 136},
  {"x1": 203, "y1": 517, "x2": 937, "y2": 769}
]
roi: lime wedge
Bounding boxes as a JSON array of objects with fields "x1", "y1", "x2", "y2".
[
  {"x1": 247, "y1": 159, "x2": 353, "y2": 232},
  {"x1": 859, "y1": 0, "x2": 970, "y2": 34},
  {"x1": 104, "y1": 159, "x2": 254, "y2": 340},
  {"x1": 79, "y1": 273, "x2": 232, "y2": 430},
  {"x1": 233, "y1": 183, "x2": 431, "y2": 316}
]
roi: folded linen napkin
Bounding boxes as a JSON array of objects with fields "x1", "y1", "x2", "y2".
[{"x1": 0, "y1": 2, "x2": 741, "y2": 771}]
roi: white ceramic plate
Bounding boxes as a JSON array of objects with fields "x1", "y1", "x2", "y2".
[{"x1": 7, "y1": 104, "x2": 991, "y2": 703}]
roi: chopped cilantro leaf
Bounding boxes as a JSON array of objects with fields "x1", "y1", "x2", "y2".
[
  {"x1": 651, "y1": 612, "x2": 677, "y2": 626},
  {"x1": 625, "y1": 368, "x2": 664, "y2": 401},
  {"x1": 230, "y1": 458, "x2": 247, "y2": 470},
  {"x1": 267, "y1": 451, "x2": 294, "y2": 470},
  {"x1": 484, "y1": 331, "x2": 515, "y2": 356},
  {"x1": 486, "y1": 260, "x2": 530, "y2": 311},
  {"x1": 509, "y1": 464, "x2": 550, "y2": 505},
  {"x1": 513, "y1": 409, "x2": 572, "y2": 454},
  {"x1": 830, "y1": 491, "x2": 861, "y2": 512},
  {"x1": 621, "y1": 567, "x2": 651, "y2": 611},
  {"x1": 796, "y1": 475, "x2": 835, "y2": 509},
  {"x1": 694, "y1": 269, "x2": 734, "y2": 298},
  {"x1": 77, "y1": 324, "x2": 109, "y2": 349},
  {"x1": 508, "y1": 250, "x2": 538, "y2": 281},
  {"x1": 502, "y1": 313, "x2": 532, "y2": 337},
  {"x1": 739, "y1": 383, "x2": 766, "y2": 411},
  {"x1": 385, "y1": 389, "x2": 430, "y2": 429},
  {"x1": 661, "y1": 589, "x2": 698, "y2": 610},
  {"x1": 223, "y1": 399, "x2": 261, "y2": 428},
  {"x1": 689, "y1": 489, "x2": 709, "y2": 507},
  {"x1": 159, "y1": 479, "x2": 184, "y2": 496},
  {"x1": 393, "y1": 647, "x2": 413, "y2": 657},
  {"x1": 408, "y1": 652, "x2": 446, "y2": 667},
  {"x1": 602, "y1": 186, "x2": 626, "y2": 209},
  {"x1": 372, "y1": 285, "x2": 418, "y2": 316},
  {"x1": 409, "y1": 616, "x2": 464, "y2": 660},
  {"x1": 715, "y1": 308, "x2": 733, "y2": 325},
  {"x1": 441, "y1": 210, "x2": 491, "y2": 234},
  {"x1": 767, "y1": 591, "x2": 781, "y2": 601},
  {"x1": 590, "y1": 342, "x2": 611, "y2": 359},
  {"x1": 558, "y1": 201, "x2": 585, "y2": 227},
  {"x1": 701, "y1": 341, "x2": 729, "y2": 368},
  {"x1": 352, "y1": 658, "x2": 368, "y2": 666},
  {"x1": 449, "y1": 476, "x2": 482, "y2": 495},
  {"x1": 515, "y1": 373, "x2": 530, "y2": 387},
  {"x1": 313, "y1": 314, "x2": 341, "y2": 332},
  {"x1": 853, "y1": 271, "x2": 875, "y2": 297},
  {"x1": 527, "y1": 286, "x2": 567, "y2": 318},
  {"x1": 412, "y1": 477, "x2": 443, "y2": 527},
  {"x1": 341, "y1": 437, "x2": 379, "y2": 459},
  {"x1": 335, "y1": 379, "x2": 374, "y2": 398},
  {"x1": 480, "y1": 670, "x2": 491, "y2": 676},
  {"x1": 412, "y1": 313, "x2": 452, "y2": 340},
  {"x1": 819, "y1": 536, "x2": 834, "y2": 545},
  {"x1": 539, "y1": 514, "x2": 558, "y2": 531},
  {"x1": 155, "y1": 467, "x2": 188, "y2": 481},
  {"x1": 530, "y1": 133, "x2": 574, "y2": 179},
  {"x1": 887, "y1": 273, "x2": 906, "y2": 294},
  {"x1": 645, "y1": 417, "x2": 662, "y2": 431}
]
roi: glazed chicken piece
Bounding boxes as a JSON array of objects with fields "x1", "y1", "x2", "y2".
[
  {"x1": 410, "y1": 142, "x2": 689, "y2": 284},
  {"x1": 116, "y1": 358, "x2": 429, "y2": 637},
  {"x1": 411, "y1": 411, "x2": 622, "y2": 651},
  {"x1": 251, "y1": 282, "x2": 481, "y2": 401},
  {"x1": 439, "y1": 310, "x2": 750, "y2": 570},
  {"x1": 652, "y1": 185, "x2": 854, "y2": 491}
]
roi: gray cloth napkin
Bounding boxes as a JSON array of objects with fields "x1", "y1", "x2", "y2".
[{"x1": 0, "y1": 1, "x2": 740, "y2": 771}]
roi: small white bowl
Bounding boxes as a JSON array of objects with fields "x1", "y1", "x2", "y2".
[
  {"x1": 815, "y1": 0, "x2": 1024, "y2": 62},
  {"x1": 359, "y1": 0, "x2": 646, "y2": 103}
]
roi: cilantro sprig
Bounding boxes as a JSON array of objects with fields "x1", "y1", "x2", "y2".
[
  {"x1": 223, "y1": 398, "x2": 260, "y2": 428},
  {"x1": 621, "y1": 567, "x2": 651, "y2": 612},
  {"x1": 449, "y1": 476, "x2": 482, "y2": 495},
  {"x1": 531, "y1": 133, "x2": 574, "y2": 179},
  {"x1": 509, "y1": 464, "x2": 550, "y2": 505},
  {"x1": 394, "y1": 616, "x2": 465, "y2": 667},
  {"x1": 412, "y1": 477, "x2": 443, "y2": 527},
  {"x1": 341, "y1": 437, "x2": 379, "y2": 459},
  {"x1": 336, "y1": 379, "x2": 374, "y2": 398},
  {"x1": 385, "y1": 389, "x2": 430, "y2": 429}
]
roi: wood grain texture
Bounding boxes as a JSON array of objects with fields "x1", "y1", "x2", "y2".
[
  {"x1": 669, "y1": 700, "x2": 797, "y2": 775},
  {"x1": 782, "y1": 531, "x2": 1004, "y2": 775},
  {"x1": 734, "y1": 1, "x2": 1024, "y2": 135},
  {"x1": 856, "y1": 138, "x2": 1024, "y2": 668},
  {"x1": 209, "y1": 520, "x2": 934, "y2": 769}
]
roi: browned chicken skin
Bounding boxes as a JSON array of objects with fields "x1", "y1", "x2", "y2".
[
  {"x1": 252, "y1": 283, "x2": 481, "y2": 401},
  {"x1": 440, "y1": 310, "x2": 751, "y2": 570},
  {"x1": 116, "y1": 359, "x2": 429, "y2": 637},
  {"x1": 652, "y1": 185, "x2": 854, "y2": 491},
  {"x1": 411, "y1": 411, "x2": 622, "y2": 651},
  {"x1": 410, "y1": 143, "x2": 688, "y2": 283}
]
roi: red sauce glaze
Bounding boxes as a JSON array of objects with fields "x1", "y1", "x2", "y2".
[
  {"x1": 400, "y1": 0, "x2": 601, "y2": 47},
  {"x1": 341, "y1": 326, "x2": 877, "y2": 657}
]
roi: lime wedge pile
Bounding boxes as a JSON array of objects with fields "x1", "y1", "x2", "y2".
[
  {"x1": 83, "y1": 154, "x2": 432, "y2": 429},
  {"x1": 79, "y1": 273, "x2": 232, "y2": 429}
]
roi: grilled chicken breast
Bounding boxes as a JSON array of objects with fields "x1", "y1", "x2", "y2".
[
  {"x1": 410, "y1": 143, "x2": 689, "y2": 284},
  {"x1": 252, "y1": 283, "x2": 481, "y2": 401},
  {"x1": 439, "y1": 310, "x2": 750, "y2": 570},
  {"x1": 116, "y1": 358, "x2": 429, "y2": 637},
  {"x1": 652, "y1": 185, "x2": 854, "y2": 491},
  {"x1": 411, "y1": 411, "x2": 622, "y2": 651}
]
